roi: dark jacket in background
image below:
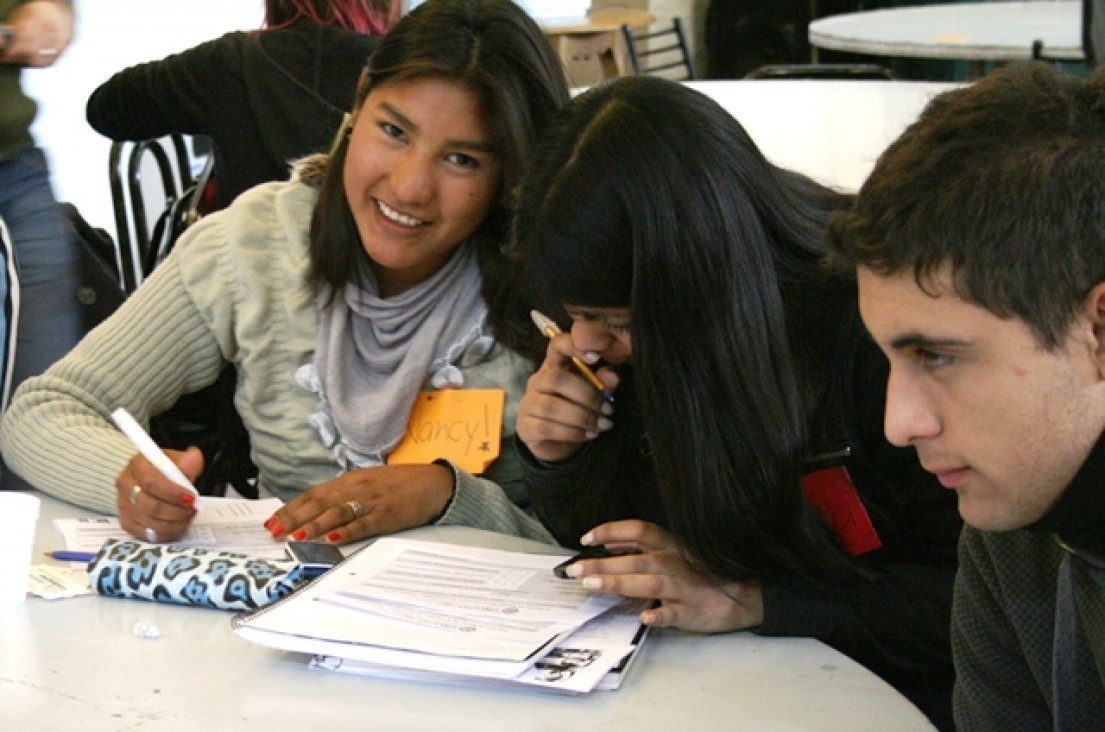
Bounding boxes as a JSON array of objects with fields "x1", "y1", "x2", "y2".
[{"x1": 86, "y1": 19, "x2": 379, "y2": 209}]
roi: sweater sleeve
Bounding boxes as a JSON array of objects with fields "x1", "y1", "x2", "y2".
[
  {"x1": 434, "y1": 348, "x2": 557, "y2": 544},
  {"x1": 0, "y1": 249, "x2": 226, "y2": 513},
  {"x1": 85, "y1": 32, "x2": 246, "y2": 141},
  {"x1": 951, "y1": 528, "x2": 1056, "y2": 730},
  {"x1": 757, "y1": 559, "x2": 955, "y2": 679},
  {"x1": 518, "y1": 437, "x2": 606, "y2": 547}
]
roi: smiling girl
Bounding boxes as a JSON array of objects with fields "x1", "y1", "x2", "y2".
[{"x1": 1, "y1": 0, "x2": 569, "y2": 547}]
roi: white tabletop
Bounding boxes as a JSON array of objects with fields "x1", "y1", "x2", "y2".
[
  {"x1": 687, "y1": 79, "x2": 961, "y2": 192},
  {"x1": 0, "y1": 493, "x2": 937, "y2": 731},
  {"x1": 809, "y1": 1, "x2": 1082, "y2": 61}
]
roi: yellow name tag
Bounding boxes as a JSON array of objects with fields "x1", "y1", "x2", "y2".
[{"x1": 386, "y1": 389, "x2": 505, "y2": 474}]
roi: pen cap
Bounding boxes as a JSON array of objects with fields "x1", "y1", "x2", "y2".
[{"x1": 88, "y1": 539, "x2": 303, "y2": 612}]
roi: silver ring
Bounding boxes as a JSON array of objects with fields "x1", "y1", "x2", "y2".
[
  {"x1": 346, "y1": 500, "x2": 366, "y2": 520},
  {"x1": 37, "y1": 48, "x2": 58, "y2": 57},
  {"x1": 144, "y1": 527, "x2": 158, "y2": 543},
  {"x1": 129, "y1": 484, "x2": 143, "y2": 506}
]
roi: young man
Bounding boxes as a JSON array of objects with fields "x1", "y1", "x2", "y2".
[{"x1": 826, "y1": 62, "x2": 1105, "y2": 730}]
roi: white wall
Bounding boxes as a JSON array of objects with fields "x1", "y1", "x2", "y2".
[{"x1": 23, "y1": 0, "x2": 264, "y2": 238}]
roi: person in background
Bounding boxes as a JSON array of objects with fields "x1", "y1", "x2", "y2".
[
  {"x1": 86, "y1": 0, "x2": 399, "y2": 211},
  {"x1": 1, "y1": 0, "x2": 570, "y2": 546},
  {"x1": 0, "y1": 0, "x2": 84, "y2": 487},
  {"x1": 510, "y1": 76, "x2": 961, "y2": 729},
  {"x1": 826, "y1": 62, "x2": 1105, "y2": 730}
]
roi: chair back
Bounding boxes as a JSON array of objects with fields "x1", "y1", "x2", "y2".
[
  {"x1": 745, "y1": 63, "x2": 897, "y2": 80},
  {"x1": 1086, "y1": 0, "x2": 1105, "y2": 66},
  {"x1": 621, "y1": 17, "x2": 697, "y2": 81},
  {"x1": 108, "y1": 133, "x2": 212, "y2": 293}
]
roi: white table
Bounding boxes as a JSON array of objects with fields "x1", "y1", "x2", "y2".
[
  {"x1": 0, "y1": 493, "x2": 937, "y2": 731},
  {"x1": 809, "y1": 1, "x2": 1082, "y2": 62},
  {"x1": 687, "y1": 79, "x2": 960, "y2": 192}
]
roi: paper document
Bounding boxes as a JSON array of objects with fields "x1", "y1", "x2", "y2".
[
  {"x1": 53, "y1": 496, "x2": 285, "y2": 559},
  {"x1": 309, "y1": 598, "x2": 651, "y2": 694},
  {"x1": 234, "y1": 537, "x2": 624, "y2": 679}
]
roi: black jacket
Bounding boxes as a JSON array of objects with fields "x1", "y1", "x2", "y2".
[{"x1": 86, "y1": 19, "x2": 379, "y2": 209}]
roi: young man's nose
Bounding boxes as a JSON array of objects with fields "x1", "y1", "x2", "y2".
[{"x1": 883, "y1": 366, "x2": 941, "y2": 447}]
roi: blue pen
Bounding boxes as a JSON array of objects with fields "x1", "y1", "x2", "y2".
[{"x1": 45, "y1": 551, "x2": 96, "y2": 563}]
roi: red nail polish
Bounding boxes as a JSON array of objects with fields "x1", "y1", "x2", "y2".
[
  {"x1": 180, "y1": 493, "x2": 195, "y2": 507},
  {"x1": 270, "y1": 522, "x2": 285, "y2": 539},
  {"x1": 263, "y1": 517, "x2": 275, "y2": 530},
  {"x1": 290, "y1": 529, "x2": 307, "y2": 541},
  {"x1": 327, "y1": 531, "x2": 341, "y2": 542}
]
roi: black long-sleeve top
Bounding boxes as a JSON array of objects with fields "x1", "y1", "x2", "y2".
[
  {"x1": 86, "y1": 19, "x2": 380, "y2": 209},
  {"x1": 520, "y1": 323, "x2": 962, "y2": 731}
]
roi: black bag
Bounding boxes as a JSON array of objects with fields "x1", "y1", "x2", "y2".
[{"x1": 60, "y1": 202, "x2": 127, "y2": 332}]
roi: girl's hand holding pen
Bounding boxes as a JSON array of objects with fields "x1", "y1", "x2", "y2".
[
  {"x1": 517, "y1": 320, "x2": 617, "y2": 463},
  {"x1": 115, "y1": 447, "x2": 203, "y2": 544},
  {"x1": 568, "y1": 520, "x2": 766, "y2": 634}
]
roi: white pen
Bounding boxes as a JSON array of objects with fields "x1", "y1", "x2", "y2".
[{"x1": 111, "y1": 407, "x2": 202, "y2": 507}]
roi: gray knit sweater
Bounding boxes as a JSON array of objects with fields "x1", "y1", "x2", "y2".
[
  {"x1": 0, "y1": 177, "x2": 553, "y2": 543},
  {"x1": 952, "y1": 527, "x2": 1105, "y2": 730}
]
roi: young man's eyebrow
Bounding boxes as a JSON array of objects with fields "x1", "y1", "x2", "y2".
[{"x1": 889, "y1": 332, "x2": 971, "y2": 351}]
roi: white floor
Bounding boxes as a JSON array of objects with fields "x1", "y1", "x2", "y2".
[{"x1": 23, "y1": 0, "x2": 264, "y2": 239}]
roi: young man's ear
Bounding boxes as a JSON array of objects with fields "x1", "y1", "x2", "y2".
[{"x1": 1085, "y1": 281, "x2": 1105, "y2": 376}]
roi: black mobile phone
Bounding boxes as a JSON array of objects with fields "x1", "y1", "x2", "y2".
[
  {"x1": 286, "y1": 541, "x2": 345, "y2": 579},
  {"x1": 552, "y1": 545, "x2": 613, "y2": 579}
]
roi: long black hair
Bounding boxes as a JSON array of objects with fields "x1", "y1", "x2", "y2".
[{"x1": 511, "y1": 76, "x2": 860, "y2": 584}]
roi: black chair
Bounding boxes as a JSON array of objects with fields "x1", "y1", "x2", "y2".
[
  {"x1": 1029, "y1": 0, "x2": 1099, "y2": 67},
  {"x1": 1084, "y1": 0, "x2": 1104, "y2": 66},
  {"x1": 745, "y1": 63, "x2": 898, "y2": 80},
  {"x1": 621, "y1": 17, "x2": 697, "y2": 81},
  {"x1": 108, "y1": 133, "x2": 211, "y2": 293},
  {"x1": 107, "y1": 135, "x2": 256, "y2": 497}
]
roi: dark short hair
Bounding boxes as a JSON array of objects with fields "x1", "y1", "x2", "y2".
[
  {"x1": 307, "y1": 0, "x2": 569, "y2": 312},
  {"x1": 827, "y1": 62, "x2": 1105, "y2": 349}
]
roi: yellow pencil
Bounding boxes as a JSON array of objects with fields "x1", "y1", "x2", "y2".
[{"x1": 531, "y1": 310, "x2": 615, "y2": 403}]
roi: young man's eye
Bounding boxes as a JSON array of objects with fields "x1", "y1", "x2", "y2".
[{"x1": 916, "y1": 348, "x2": 954, "y2": 369}]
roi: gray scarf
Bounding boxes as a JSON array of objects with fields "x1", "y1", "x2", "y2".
[{"x1": 300, "y1": 244, "x2": 488, "y2": 468}]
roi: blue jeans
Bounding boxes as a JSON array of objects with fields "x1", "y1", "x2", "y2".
[{"x1": 0, "y1": 144, "x2": 84, "y2": 488}]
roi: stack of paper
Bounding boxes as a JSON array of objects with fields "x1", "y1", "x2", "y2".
[{"x1": 233, "y1": 537, "x2": 648, "y2": 693}]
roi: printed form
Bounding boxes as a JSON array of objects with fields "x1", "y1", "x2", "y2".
[
  {"x1": 52, "y1": 497, "x2": 286, "y2": 559},
  {"x1": 234, "y1": 538, "x2": 623, "y2": 678}
]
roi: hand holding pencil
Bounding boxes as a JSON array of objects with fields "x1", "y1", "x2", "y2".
[
  {"x1": 530, "y1": 311, "x2": 615, "y2": 403},
  {"x1": 516, "y1": 311, "x2": 617, "y2": 463}
]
